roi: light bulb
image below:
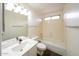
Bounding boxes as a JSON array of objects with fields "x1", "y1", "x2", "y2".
[
  {"x1": 14, "y1": 6, "x2": 22, "y2": 13},
  {"x1": 5, "y1": 3, "x2": 15, "y2": 11}
]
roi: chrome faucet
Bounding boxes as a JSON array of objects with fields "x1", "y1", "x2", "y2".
[
  {"x1": 16, "y1": 37, "x2": 22, "y2": 44},
  {"x1": 19, "y1": 39, "x2": 22, "y2": 44}
]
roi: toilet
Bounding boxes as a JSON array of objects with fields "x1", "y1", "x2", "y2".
[
  {"x1": 32, "y1": 36, "x2": 46, "y2": 55},
  {"x1": 37, "y1": 42, "x2": 46, "y2": 56}
]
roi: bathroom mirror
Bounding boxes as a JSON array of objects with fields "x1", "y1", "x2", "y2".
[{"x1": 2, "y1": 3, "x2": 28, "y2": 41}]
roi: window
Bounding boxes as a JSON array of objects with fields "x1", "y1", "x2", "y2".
[
  {"x1": 44, "y1": 17, "x2": 51, "y2": 20},
  {"x1": 51, "y1": 16, "x2": 60, "y2": 20},
  {"x1": 44, "y1": 15, "x2": 60, "y2": 21}
]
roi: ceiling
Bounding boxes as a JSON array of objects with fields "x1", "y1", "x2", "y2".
[{"x1": 24, "y1": 3, "x2": 65, "y2": 15}]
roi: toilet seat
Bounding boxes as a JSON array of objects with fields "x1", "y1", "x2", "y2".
[{"x1": 37, "y1": 43, "x2": 46, "y2": 51}]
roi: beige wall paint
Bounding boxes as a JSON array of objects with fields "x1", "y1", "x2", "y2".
[
  {"x1": 2, "y1": 10, "x2": 28, "y2": 41},
  {"x1": 64, "y1": 4, "x2": 79, "y2": 55},
  {"x1": 28, "y1": 20, "x2": 42, "y2": 40},
  {"x1": 28, "y1": 25, "x2": 42, "y2": 38},
  {"x1": 42, "y1": 10, "x2": 66, "y2": 48},
  {"x1": 28, "y1": 10, "x2": 42, "y2": 38},
  {"x1": 28, "y1": 10, "x2": 66, "y2": 49}
]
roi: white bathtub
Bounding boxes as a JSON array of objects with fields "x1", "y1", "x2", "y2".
[{"x1": 42, "y1": 40, "x2": 66, "y2": 56}]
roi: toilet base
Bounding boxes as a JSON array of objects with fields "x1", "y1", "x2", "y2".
[
  {"x1": 37, "y1": 47, "x2": 46, "y2": 56},
  {"x1": 37, "y1": 51, "x2": 45, "y2": 56}
]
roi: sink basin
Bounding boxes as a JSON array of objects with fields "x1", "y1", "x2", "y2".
[
  {"x1": 12, "y1": 42, "x2": 28, "y2": 52},
  {"x1": 2, "y1": 36, "x2": 38, "y2": 56}
]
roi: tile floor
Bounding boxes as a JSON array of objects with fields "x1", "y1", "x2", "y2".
[{"x1": 37, "y1": 49, "x2": 62, "y2": 56}]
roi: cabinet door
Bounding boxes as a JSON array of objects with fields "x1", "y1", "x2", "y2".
[
  {"x1": 29, "y1": 46, "x2": 37, "y2": 56},
  {"x1": 22, "y1": 46, "x2": 37, "y2": 56}
]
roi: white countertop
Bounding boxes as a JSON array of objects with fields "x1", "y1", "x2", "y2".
[{"x1": 2, "y1": 36, "x2": 38, "y2": 56}]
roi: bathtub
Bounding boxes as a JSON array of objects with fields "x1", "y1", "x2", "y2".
[{"x1": 42, "y1": 40, "x2": 66, "y2": 56}]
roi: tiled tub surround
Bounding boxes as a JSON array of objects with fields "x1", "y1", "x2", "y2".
[{"x1": 1, "y1": 36, "x2": 38, "y2": 56}]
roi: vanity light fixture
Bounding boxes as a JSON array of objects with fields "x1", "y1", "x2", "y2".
[
  {"x1": 5, "y1": 3, "x2": 29, "y2": 16},
  {"x1": 20, "y1": 7, "x2": 25, "y2": 14},
  {"x1": 20, "y1": 8, "x2": 28, "y2": 15},
  {"x1": 14, "y1": 5, "x2": 22, "y2": 13},
  {"x1": 5, "y1": 3, "x2": 15, "y2": 11},
  {"x1": 24, "y1": 9, "x2": 28, "y2": 15},
  {"x1": 27, "y1": 11, "x2": 31, "y2": 16}
]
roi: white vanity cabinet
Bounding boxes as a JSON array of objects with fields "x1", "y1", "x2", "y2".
[
  {"x1": 23, "y1": 45, "x2": 37, "y2": 56},
  {"x1": 2, "y1": 37, "x2": 38, "y2": 56}
]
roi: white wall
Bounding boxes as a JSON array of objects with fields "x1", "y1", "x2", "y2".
[{"x1": 64, "y1": 4, "x2": 79, "y2": 55}]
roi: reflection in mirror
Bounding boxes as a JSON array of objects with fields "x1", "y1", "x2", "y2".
[{"x1": 2, "y1": 3, "x2": 28, "y2": 41}]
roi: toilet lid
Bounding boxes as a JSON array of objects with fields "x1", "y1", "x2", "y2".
[{"x1": 37, "y1": 43, "x2": 46, "y2": 50}]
